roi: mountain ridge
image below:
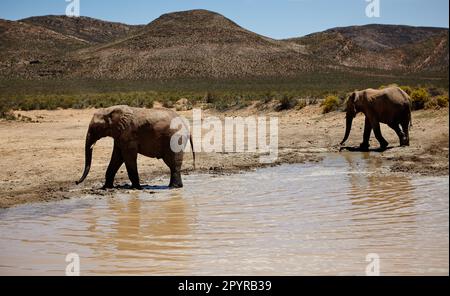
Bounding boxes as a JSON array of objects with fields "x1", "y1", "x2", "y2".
[
  {"x1": 0, "y1": 9, "x2": 448, "y2": 79},
  {"x1": 20, "y1": 15, "x2": 144, "y2": 44}
]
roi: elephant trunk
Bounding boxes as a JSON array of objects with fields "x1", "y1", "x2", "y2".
[
  {"x1": 340, "y1": 115, "x2": 353, "y2": 145},
  {"x1": 76, "y1": 131, "x2": 97, "y2": 185}
]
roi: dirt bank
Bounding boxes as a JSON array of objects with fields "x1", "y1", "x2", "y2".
[{"x1": 0, "y1": 105, "x2": 448, "y2": 208}]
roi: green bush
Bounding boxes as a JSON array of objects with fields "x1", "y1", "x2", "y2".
[
  {"x1": 410, "y1": 88, "x2": 430, "y2": 110},
  {"x1": 426, "y1": 94, "x2": 450, "y2": 109},
  {"x1": 275, "y1": 95, "x2": 297, "y2": 111},
  {"x1": 400, "y1": 85, "x2": 413, "y2": 96},
  {"x1": 204, "y1": 92, "x2": 214, "y2": 104},
  {"x1": 162, "y1": 99, "x2": 174, "y2": 108},
  {"x1": 321, "y1": 95, "x2": 340, "y2": 114},
  {"x1": 436, "y1": 95, "x2": 449, "y2": 108},
  {"x1": 0, "y1": 99, "x2": 9, "y2": 118},
  {"x1": 0, "y1": 100, "x2": 15, "y2": 120}
]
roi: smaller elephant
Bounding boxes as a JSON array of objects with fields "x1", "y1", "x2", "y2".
[
  {"x1": 340, "y1": 86, "x2": 412, "y2": 150},
  {"x1": 76, "y1": 105, "x2": 195, "y2": 189}
]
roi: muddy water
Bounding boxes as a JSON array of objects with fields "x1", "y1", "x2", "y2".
[{"x1": 0, "y1": 153, "x2": 448, "y2": 275}]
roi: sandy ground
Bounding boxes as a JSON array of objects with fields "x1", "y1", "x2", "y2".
[{"x1": 0, "y1": 105, "x2": 448, "y2": 208}]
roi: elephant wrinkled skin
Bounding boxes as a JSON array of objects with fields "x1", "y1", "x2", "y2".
[
  {"x1": 76, "y1": 105, "x2": 195, "y2": 189},
  {"x1": 341, "y1": 86, "x2": 412, "y2": 151}
]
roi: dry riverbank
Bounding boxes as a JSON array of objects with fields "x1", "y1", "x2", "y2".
[{"x1": 0, "y1": 105, "x2": 448, "y2": 208}]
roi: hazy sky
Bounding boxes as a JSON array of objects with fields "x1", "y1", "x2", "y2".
[{"x1": 1, "y1": 0, "x2": 448, "y2": 39}]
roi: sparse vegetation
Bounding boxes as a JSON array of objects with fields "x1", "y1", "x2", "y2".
[
  {"x1": 295, "y1": 100, "x2": 308, "y2": 110},
  {"x1": 436, "y1": 95, "x2": 449, "y2": 108},
  {"x1": 162, "y1": 99, "x2": 174, "y2": 109},
  {"x1": 425, "y1": 94, "x2": 449, "y2": 110},
  {"x1": 275, "y1": 95, "x2": 298, "y2": 111},
  {"x1": 400, "y1": 85, "x2": 413, "y2": 95},
  {"x1": 0, "y1": 76, "x2": 448, "y2": 115},
  {"x1": 404, "y1": 87, "x2": 449, "y2": 110},
  {"x1": 411, "y1": 87, "x2": 431, "y2": 110},
  {"x1": 427, "y1": 87, "x2": 445, "y2": 97},
  {"x1": 0, "y1": 97, "x2": 15, "y2": 120},
  {"x1": 321, "y1": 95, "x2": 340, "y2": 114}
]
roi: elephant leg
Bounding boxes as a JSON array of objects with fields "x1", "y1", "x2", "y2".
[
  {"x1": 103, "y1": 144, "x2": 124, "y2": 189},
  {"x1": 389, "y1": 123, "x2": 407, "y2": 147},
  {"x1": 123, "y1": 148, "x2": 141, "y2": 189},
  {"x1": 372, "y1": 120, "x2": 389, "y2": 150},
  {"x1": 163, "y1": 153, "x2": 183, "y2": 188},
  {"x1": 360, "y1": 117, "x2": 372, "y2": 151},
  {"x1": 400, "y1": 120, "x2": 410, "y2": 146}
]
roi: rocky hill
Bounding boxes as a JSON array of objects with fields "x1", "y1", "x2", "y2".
[
  {"x1": 21, "y1": 15, "x2": 143, "y2": 44},
  {"x1": 0, "y1": 10, "x2": 448, "y2": 80},
  {"x1": 0, "y1": 18, "x2": 87, "y2": 78},
  {"x1": 288, "y1": 24, "x2": 449, "y2": 72},
  {"x1": 70, "y1": 9, "x2": 315, "y2": 79}
]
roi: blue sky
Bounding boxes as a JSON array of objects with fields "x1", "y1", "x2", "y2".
[{"x1": 0, "y1": 0, "x2": 448, "y2": 39}]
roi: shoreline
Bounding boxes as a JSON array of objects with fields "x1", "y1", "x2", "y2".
[{"x1": 0, "y1": 106, "x2": 448, "y2": 209}]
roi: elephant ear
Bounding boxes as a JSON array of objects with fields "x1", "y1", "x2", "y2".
[{"x1": 105, "y1": 106, "x2": 134, "y2": 135}]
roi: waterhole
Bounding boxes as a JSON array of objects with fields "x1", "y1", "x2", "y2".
[{"x1": 0, "y1": 153, "x2": 448, "y2": 275}]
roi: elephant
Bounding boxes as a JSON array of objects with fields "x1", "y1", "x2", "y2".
[
  {"x1": 340, "y1": 86, "x2": 412, "y2": 150},
  {"x1": 76, "y1": 105, "x2": 195, "y2": 189}
]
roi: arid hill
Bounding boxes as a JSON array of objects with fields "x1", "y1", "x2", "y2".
[
  {"x1": 0, "y1": 10, "x2": 448, "y2": 80},
  {"x1": 0, "y1": 18, "x2": 87, "y2": 78},
  {"x1": 71, "y1": 9, "x2": 315, "y2": 79},
  {"x1": 288, "y1": 24, "x2": 449, "y2": 72},
  {"x1": 21, "y1": 15, "x2": 143, "y2": 44}
]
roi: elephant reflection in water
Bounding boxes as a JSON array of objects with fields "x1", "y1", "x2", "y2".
[
  {"x1": 84, "y1": 191, "x2": 196, "y2": 274},
  {"x1": 342, "y1": 153, "x2": 416, "y2": 217}
]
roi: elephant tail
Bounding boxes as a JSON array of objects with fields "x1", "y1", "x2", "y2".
[
  {"x1": 190, "y1": 134, "x2": 196, "y2": 170},
  {"x1": 408, "y1": 105, "x2": 413, "y2": 128}
]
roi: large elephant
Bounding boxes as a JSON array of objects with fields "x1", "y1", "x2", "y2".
[
  {"x1": 340, "y1": 86, "x2": 412, "y2": 150},
  {"x1": 76, "y1": 105, "x2": 195, "y2": 189}
]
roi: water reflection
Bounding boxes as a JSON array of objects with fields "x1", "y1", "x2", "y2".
[
  {"x1": 0, "y1": 154, "x2": 448, "y2": 275},
  {"x1": 343, "y1": 152, "x2": 416, "y2": 215},
  {"x1": 82, "y1": 191, "x2": 195, "y2": 274}
]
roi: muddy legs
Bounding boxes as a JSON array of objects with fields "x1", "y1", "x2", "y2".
[
  {"x1": 103, "y1": 144, "x2": 124, "y2": 189},
  {"x1": 102, "y1": 144, "x2": 141, "y2": 190},
  {"x1": 123, "y1": 149, "x2": 141, "y2": 189},
  {"x1": 360, "y1": 117, "x2": 372, "y2": 151},
  {"x1": 372, "y1": 121, "x2": 389, "y2": 150},
  {"x1": 400, "y1": 120, "x2": 410, "y2": 146},
  {"x1": 359, "y1": 118, "x2": 388, "y2": 151},
  {"x1": 163, "y1": 153, "x2": 184, "y2": 188},
  {"x1": 389, "y1": 123, "x2": 409, "y2": 147},
  {"x1": 169, "y1": 168, "x2": 183, "y2": 188},
  {"x1": 102, "y1": 147, "x2": 184, "y2": 190}
]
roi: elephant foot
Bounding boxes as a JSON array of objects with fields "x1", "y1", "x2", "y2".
[
  {"x1": 169, "y1": 178, "x2": 183, "y2": 188},
  {"x1": 102, "y1": 183, "x2": 114, "y2": 190},
  {"x1": 169, "y1": 183, "x2": 183, "y2": 189},
  {"x1": 131, "y1": 183, "x2": 142, "y2": 190},
  {"x1": 169, "y1": 180, "x2": 183, "y2": 189},
  {"x1": 400, "y1": 138, "x2": 410, "y2": 147},
  {"x1": 359, "y1": 143, "x2": 370, "y2": 151},
  {"x1": 169, "y1": 172, "x2": 183, "y2": 188},
  {"x1": 379, "y1": 141, "x2": 389, "y2": 151}
]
